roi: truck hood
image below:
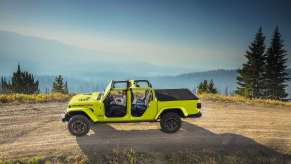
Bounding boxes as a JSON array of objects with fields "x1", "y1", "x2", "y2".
[{"x1": 68, "y1": 92, "x2": 101, "y2": 106}]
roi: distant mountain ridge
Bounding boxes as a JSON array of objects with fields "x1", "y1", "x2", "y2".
[
  {"x1": 0, "y1": 30, "x2": 188, "y2": 76},
  {"x1": 1, "y1": 69, "x2": 290, "y2": 98},
  {"x1": 177, "y1": 69, "x2": 238, "y2": 78}
]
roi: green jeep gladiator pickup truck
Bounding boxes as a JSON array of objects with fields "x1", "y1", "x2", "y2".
[{"x1": 62, "y1": 80, "x2": 202, "y2": 136}]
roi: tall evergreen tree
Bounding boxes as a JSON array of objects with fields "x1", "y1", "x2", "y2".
[
  {"x1": 197, "y1": 80, "x2": 218, "y2": 94},
  {"x1": 4, "y1": 77, "x2": 11, "y2": 93},
  {"x1": 64, "y1": 81, "x2": 69, "y2": 94},
  {"x1": 236, "y1": 27, "x2": 266, "y2": 98},
  {"x1": 197, "y1": 80, "x2": 208, "y2": 94},
  {"x1": 11, "y1": 65, "x2": 24, "y2": 93},
  {"x1": 52, "y1": 75, "x2": 68, "y2": 94},
  {"x1": 208, "y1": 80, "x2": 218, "y2": 94},
  {"x1": 0, "y1": 77, "x2": 9, "y2": 93},
  {"x1": 264, "y1": 27, "x2": 290, "y2": 99}
]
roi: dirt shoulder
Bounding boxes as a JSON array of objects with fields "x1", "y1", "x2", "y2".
[{"x1": 0, "y1": 101, "x2": 291, "y2": 162}]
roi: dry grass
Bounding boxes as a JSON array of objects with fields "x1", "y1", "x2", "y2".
[
  {"x1": 0, "y1": 93, "x2": 72, "y2": 104},
  {"x1": 1, "y1": 148, "x2": 290, "y2": 164},
  {"x1": 0, "y1": 155, "x2": 81, "y2": 164},
  {"x1": 199, "y1": 93, "x2": 291, "y2": 107},
  {"x1": 165, "y1": 149, "x2": 291, "y2": 164}
]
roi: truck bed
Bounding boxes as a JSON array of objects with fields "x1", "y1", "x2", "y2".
[{"x1": 155, "y1": 89, "x2": 199, "y2": 101}]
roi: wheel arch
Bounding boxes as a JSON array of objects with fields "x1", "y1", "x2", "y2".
[
  {"x1": 66, "y1": 108, "x2": 97, "y2": 122},
  {"x1": 156, "y1": 108, "x2": 186, "y2": 119}
]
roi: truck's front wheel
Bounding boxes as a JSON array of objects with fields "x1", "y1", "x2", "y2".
[
  {"x1": 68, "y1": 115, "x2": 91, "y2": 137},
  {"x1": 160, "y1": 112, "x2": 181, "y2": 133}
]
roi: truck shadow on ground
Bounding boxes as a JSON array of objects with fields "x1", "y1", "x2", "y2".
[{"x1": 76, "y1": 121, "x2": 291, "y2": 163}]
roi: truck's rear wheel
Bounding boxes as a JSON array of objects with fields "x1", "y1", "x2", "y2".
[
  {"x1": 160, "y1": 112, "x2": 181, "y2": 133},
  {"x1": 68, "y1": 115, "x2": 90, "y2": 137}
]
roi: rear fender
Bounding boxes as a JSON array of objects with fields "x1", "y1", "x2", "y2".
[{"x1": 155, "y1": 107, "x2": 187, "y2": 119}]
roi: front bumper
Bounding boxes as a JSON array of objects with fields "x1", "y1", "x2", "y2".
[
  {"x1": 61, "y1": 112, "x2": 70, "y2": 122},
  {"x1": 187, "y1": 112, "x2": 202, "y2": 118}
]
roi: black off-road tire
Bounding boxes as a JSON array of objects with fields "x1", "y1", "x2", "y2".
[
  {"x1": 160, "y1": 112, "x2": 181, "y2": 133},
  {"x1": 68, "y1": 115, "x2": 91, "y2": 137}
]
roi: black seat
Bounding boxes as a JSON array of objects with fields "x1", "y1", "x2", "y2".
[
  {"x1": 131, "y1": 90, "x2": 150, "y2": 117},
  {"x1": 106, "y1": 104, "x2": 126, "y2": 117}
]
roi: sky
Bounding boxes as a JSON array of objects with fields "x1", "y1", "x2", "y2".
[{"x1": 0, "y1": 0, "x2": 291, "y2": 74}]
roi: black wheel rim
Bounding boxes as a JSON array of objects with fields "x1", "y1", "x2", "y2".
[
  {"x1": 71, "y1": 120, "x2": 86, "y2": 135},
  {"x1": 165, "y1": 118, "x2": 178, "y2": 131}
]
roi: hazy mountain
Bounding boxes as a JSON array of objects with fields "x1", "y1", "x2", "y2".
[
  {"x1": 147, "y1": 69, "x2": 238, "y2": 94},
  {"x1": 0, "y1": 30, "x2": 188, "y2": 76}
]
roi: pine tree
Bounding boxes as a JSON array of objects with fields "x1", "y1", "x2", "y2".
[
  {"x1": 236, "y1": 27, "x2": 266, "y2": 98},
  {"x1": 208, "y1": 80, "x2": 218, "y2": 94},
  {"x1": 11, "y1": 65, "x2": 24, "y2": 93},
  {"x1": 0, "y1": 77, "x2": 9, "y2": 93},
  {"x1": 197, "y1": 80, "x2": 218, "y2": 94},
  {"x1": 52, "y1": 75, "x2": 68, "y2": 94},
  {"x1": 264, "y1": 27, "x2": 290, "y2": 99},
  {"x1": 197, "y1": 80, "x2": 208, "y2": 94},
  {"x1": 64, "y1": 81, "x2": 69, "y2": 94}
]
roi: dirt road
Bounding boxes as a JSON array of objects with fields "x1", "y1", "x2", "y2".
[{"x1": 0, "y1": 101, "x2": 291, "y2": 161}]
